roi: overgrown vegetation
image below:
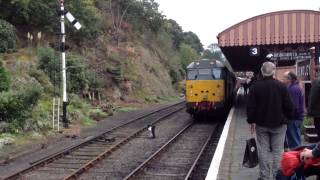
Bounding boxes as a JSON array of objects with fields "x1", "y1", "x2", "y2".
[
  {"x1": 0, "y1": 0, "x2": 205, "y2": 139},
  {"x1": 0, "y1": 85, "x2": 42, "y2": 132},
  {"x1": 0, "y1": 61, "x2": 10, "y2": 92},
  {"x1": 37, "y1": 47, "x2": 104, "y2": 96}
]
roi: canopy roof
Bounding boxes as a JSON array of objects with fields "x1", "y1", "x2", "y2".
[{"x1": 218, "y1": 10, "x2": 320, "y2": 71}]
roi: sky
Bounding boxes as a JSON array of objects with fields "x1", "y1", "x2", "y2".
[{"x1": 155, "y1": 0, "x2": 318, "y2": 48}]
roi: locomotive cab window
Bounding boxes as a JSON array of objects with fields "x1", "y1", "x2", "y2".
[
  {"x1": 187, "y1": 69, "x2": 198, "y2": 80},
  {"x1": 197, "y1": 68, "x2": 212, "y2": 80},
  {"x1": 212, "y1": 68, "x2": 222, "y2": 79}
]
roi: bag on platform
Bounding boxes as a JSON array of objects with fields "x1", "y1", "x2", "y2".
[{"x1": 242, "y1": 138, "x2": 259, "y2": 168}]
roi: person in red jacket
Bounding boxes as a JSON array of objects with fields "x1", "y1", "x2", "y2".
[
  {"x1": 300, "y1": 144, "x2": 320, "y2": 179},
  {"x1": 300, "y1": 143, "x2": 320, "y2": 160}
]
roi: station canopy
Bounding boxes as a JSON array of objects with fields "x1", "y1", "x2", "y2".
[{"x1": 217, "y1": 10, "x2": 320, "y2": 72}]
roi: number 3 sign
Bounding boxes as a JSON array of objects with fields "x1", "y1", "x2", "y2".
[{"x1": 250, "y1": 47, "x2": 260, "y2": 56}]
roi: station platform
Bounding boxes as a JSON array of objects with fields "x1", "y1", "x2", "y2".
[{"x1": 206, "y1": 92, "x2": 317, "y2": 180}]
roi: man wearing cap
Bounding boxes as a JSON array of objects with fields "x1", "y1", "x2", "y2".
[{"x1": 247, "y1": 62, "x2": 294, "y2": 180}]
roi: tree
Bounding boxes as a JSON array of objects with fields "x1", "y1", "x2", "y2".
[
  {"x1": 0, "y1": 61, "x2": 10, "y2": 92},
  {"x1": 0, "y1": 0, "x2": 56, "y2": 31},
  {"x1": 180, "y1": 43, "x2": 199, "y2": 70},
  {"x1": 141, "y1": 0, "x2": 164, "y2": 33},
  {"x1": 65, "y1": 0, "x2": 102, "y2": 41},
  {"x1": 97, "y1": 0, "x2": 134, "y2": 45},
  {"x1": 182, "y1": 31, "x2": 203, "y2": 54},
  {"x1": 202, "y1": 43, "x2": 224, "y2": 61},
  {"x1": 165, "y1": 19, "x2": 183, "y2": 49}
]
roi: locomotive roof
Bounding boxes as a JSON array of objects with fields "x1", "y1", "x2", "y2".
[{"x1": 187, "y1": 59, "x2": 225, "y2": 69}]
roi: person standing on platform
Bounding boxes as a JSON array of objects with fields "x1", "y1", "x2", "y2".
[
  {"x1": 247, "y1": 62, "x2": 294, "y2": 180},
  {"x1": 308, "y1": 74, "x2": 320, "y2": 141},
  {"x1": 284, "y1": 71, "x2": 304, "y2": 149}
]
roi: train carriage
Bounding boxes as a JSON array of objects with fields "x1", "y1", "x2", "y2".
[{"x1": 185, "y1": 59, "x2": 236, "y2": 119}]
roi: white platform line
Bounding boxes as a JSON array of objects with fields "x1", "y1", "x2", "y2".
[{"x1": 205, "y1": 106, "x2": 236, "y2": 180}]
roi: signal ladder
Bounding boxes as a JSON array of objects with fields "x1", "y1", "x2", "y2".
[{"x1": 52, "y1": 98, "x2": 61, "y2": 131}]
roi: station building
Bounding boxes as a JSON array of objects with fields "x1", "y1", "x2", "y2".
[{"x1": 217, "y1": 10, "x2": 320, "y2": 106}]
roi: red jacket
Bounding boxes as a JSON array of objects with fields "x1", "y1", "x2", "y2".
[{"x1": 281, "y1": 149, "x2": 320, "y2": 176}]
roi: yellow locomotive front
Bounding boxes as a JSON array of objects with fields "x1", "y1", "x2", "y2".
[{"x1": 185, "y1": 59, "x2": 230, "y2": 117}]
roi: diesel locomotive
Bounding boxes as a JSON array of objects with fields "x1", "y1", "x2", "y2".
[{"x1": 185, "y1": 59, "x2": 236, "y2": 119}]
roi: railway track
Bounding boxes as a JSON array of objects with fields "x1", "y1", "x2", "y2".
[
  {"x1": 124, "y1": 122, "x2": 222, "y2": 180},
  {"x1": 3, "y1": 102, "x2": 185, "y2": 180}
]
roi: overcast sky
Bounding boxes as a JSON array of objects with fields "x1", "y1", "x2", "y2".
[{"x1": 155, "y1": 0, "x2": 318, "y2": 48}]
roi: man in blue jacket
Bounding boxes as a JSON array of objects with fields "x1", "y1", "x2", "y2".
[
  {"x1": 247, "y1": 62, "x2": 294, "y2": 180},
  {"x1": 284, "y1": 71, "x2": 304, "y2": 149}
]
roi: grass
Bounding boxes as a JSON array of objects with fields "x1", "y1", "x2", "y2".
[
  {"x1": 0, "y1": 132, "x2": 43, "y2": 151},
  {"x1": 156, "y1": 95, "x2": 179, "y2": 102},
  {"x1": 81, "y1": 117, "x2": 96, "y2": 126},
  {"x1": 115, "y1": 107, "x2": 139, "y2": 113}
]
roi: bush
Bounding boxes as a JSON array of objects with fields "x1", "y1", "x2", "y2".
[
  {"x1": 0, "y1": 86, "x2": 42, "y2": 132},
  {"x1": 89, "y1": 109, "x2": 108, "y2": 121},
  {"x1": 0, "y1": 61, "x2": 10, "y2": 92},
  {"x1": 30, "y1": 99, "x2": 53, "y2": 131},
  {"x1": 66, "y1": 55, "x2": 88, "y2": 93},
  {"x1": 38, "y1": 48, "x2": 102, "y2": 94},
  {"x1": 0, "y1": 19, "x2": 16, "y2": 53},
  {"x1": 169, "y1": 69, "x2": 179, "y2": 84},
  {"x1": 37, "y1": 47, "x2": 60, "y2": 81}
]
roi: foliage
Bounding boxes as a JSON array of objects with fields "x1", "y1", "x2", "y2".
[
  {"x1": 37, "y1": 47, "x2": 103, "y2": 94},
  {"x1": 182, "y1": 31, "x2": 203, "y2": 53},
  {"x1": 66, "y1": 55, "x2": 88, "y2": 93},
  {"x1": 0, "y1": 0, "x2": 56, "y2": 31},
  {"x1": 30, "y1": 99, "x2": 52, "y2": 131},
  {"x1": 0, "y1": 85, "x2": 42, "y2": 132},
  {"x1": 37, "y1": 47, "x2": 60, "y2": 95},
  {"x1": 179, "y1": 43, "x2": 199, "y2": 70},
  {"x1": 89, "y1": 109, "x2": 108, "y2": 121},
  {"x1": 65, "y1": 0, "x2": 102, "y2": 40},
  {"x1": 0, "y1": 19, "x2": 16, "y2": 53},
  {"x1": 141, "y1": 0, "x2": 164, "y2": 33},
  {"x1": 202, "y1": 43, "x2": 224, "y2": 61},
  {"x1": 86, "y1": 72, "x2": 104, "y2": 93},
  {"x1": 0, "y1": 0, "x2": 102, "y2": 39},
  {"x1": 0, "y1": 61, "x2": 10, "y2": 92},
  {"x1": 67, "y1": 55, "x2": 104, "y2": 94},
  {"x1": 68, "y1": 94, "x2": 105, "y2": 126},
  {"x1": 169, "y1": 68, "x2": 179, "y2": 84},
  {"x1": 115, "y1": 106, "x2": 138, "y2": 113},
  {"x1": 164, "y1": 19, "x2": 184, "y2": 49},
  {"x1": 28, "y1": 68, "x2": 53, "y2": 94}
]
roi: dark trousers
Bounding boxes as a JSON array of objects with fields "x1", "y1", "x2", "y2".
[{"x1": 314, "y1": 117, "x2": 320, "y2": 141}]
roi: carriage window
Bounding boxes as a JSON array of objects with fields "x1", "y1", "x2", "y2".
[
  {"x1": 212, "y1": 68, "x2": 222, "y2": 79},
  {"x1": 187, "y1": 69, "x2": 198, "y2": 80}
]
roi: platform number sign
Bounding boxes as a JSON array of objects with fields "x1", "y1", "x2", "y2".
[{"x1": 250, "y1": 47, "x2": 260, "y2": 56}]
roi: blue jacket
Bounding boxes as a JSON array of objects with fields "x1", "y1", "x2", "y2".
[{"x1": 288, "y1": 82, "x2": 304, "y2": 120}]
